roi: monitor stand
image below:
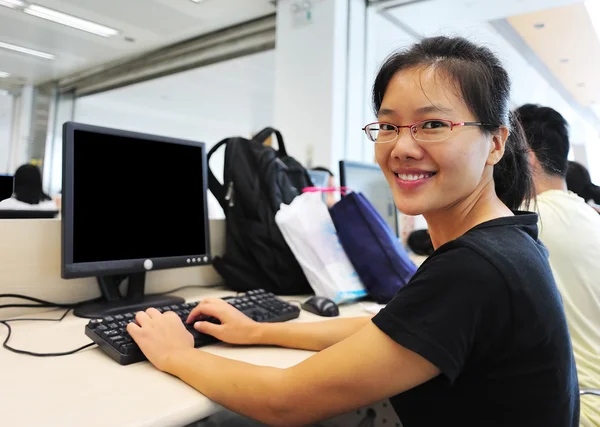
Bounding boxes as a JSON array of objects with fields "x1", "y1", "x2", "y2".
[{"x1": 73, "y1": 272, "x2": 184, "y2": 318}]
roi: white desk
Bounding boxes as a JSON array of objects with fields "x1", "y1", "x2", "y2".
[{"x1": 0, "y1": 287, "x2": 371, "y2": 427}]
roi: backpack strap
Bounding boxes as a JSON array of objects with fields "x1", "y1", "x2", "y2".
[
  {"x1": 207, "y1": 138, "x2": 229, "y2": 211},
  {"x1": 254, "y1": 127, "x2": 288, "y2": 157}
]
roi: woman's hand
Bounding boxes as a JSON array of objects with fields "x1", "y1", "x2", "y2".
[
  {"x1": 127, "y1": 308, "x2": 194, "y2": 371},
  {"x1": 186, "y1": 297, "x2": 261, "y2": 345}
]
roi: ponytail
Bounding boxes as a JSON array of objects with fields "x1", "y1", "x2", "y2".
[{"x1": 493, "y1": 112, "x2": 534, "y2": 210}]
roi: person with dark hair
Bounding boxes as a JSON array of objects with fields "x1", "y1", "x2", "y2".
[
  {"x1": 0, "y1": 163, "x2": 56, "y2": 211},
  {"x1": 125, "y1": 37, "x2": 578, "y2": 427},
  {"x1": 567, "y1": 160, "x2": 600, "y2": 213},
  {"x1": 518, "y1": 104, "x2": 600, "y2": 426}
]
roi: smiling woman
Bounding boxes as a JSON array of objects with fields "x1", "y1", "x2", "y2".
[{"x1": 127, "y1": 36, "x2": 580, "y2": 427}]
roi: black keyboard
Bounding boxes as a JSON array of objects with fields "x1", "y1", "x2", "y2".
[{"x1": 85, "y1": 289, "x2": 300, "y2": 365}]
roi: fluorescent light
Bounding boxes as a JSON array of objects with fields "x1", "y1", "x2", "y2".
[
  {"x1": 0, "y1": 0, "x2": 25, "y2": 9},
  {"x1": 24, "y1": 4, "x2": 120, "y2": 38},
  {"x1": 0, "y1": 71, "x2": 9, "y2": 78},
  {"x1": 0, "y1": 41, "x2": 55, "y2": 60}
]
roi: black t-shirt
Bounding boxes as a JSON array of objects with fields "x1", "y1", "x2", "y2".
[{"x1": 372, "y1": 213, "x2": 580, "y2": 427}]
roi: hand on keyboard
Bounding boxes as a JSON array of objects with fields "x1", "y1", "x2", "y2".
[
  {"x1": 187, "y1": 297, "x2": 260, "y2": 345},
  {"x1": 85, "y1": 289, "x2": 300, "y2": 365},
  {"x1": 126, "y1": 309, "x2": 195, "y2": 372}
]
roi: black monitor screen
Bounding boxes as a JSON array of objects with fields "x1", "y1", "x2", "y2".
[
  {"x1": 0, "y1": 175, "x2": 13, "y2": 202},
  {"x1": 339, "y1": 161, "x2": 398, "y2": 236},
  {"x1": 70, "y1": 128, "x2": 208, "y2": 267}
]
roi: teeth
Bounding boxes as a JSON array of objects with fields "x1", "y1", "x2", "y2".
[{"x1": 397, "y1": 173, "x2": 430, "y2": 181}]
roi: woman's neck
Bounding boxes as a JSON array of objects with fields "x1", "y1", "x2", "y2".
[{"x1": 424, "y1": 180, "x2": 513, "y2": 249}]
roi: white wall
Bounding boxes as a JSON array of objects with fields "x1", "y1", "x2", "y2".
[
  {"x1": 0, "y1": 94, "x2": 13, "y2": 174},
  {"x1": 72, "y1": 51, "x2": 275, "y2": 218}
]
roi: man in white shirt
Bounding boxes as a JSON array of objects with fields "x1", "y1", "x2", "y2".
[{"x1": 518, "y1": 104, "x2": 600, "y2": 426}]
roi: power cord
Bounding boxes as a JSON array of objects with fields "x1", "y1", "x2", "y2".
[{"x1": 0, "y1": 309, "x2": 96, "y2": 357}]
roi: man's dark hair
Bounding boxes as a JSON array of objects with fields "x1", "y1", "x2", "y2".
[{"x1": 515, "y1": 104, "x2": 570, "y2": 177}]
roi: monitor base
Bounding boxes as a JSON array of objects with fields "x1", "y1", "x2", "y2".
[
  {"x1": 73, "y1": 272, "x2": 184, "y2": 318},
  {"x1": 73, "y1": 294, "x2": 184, "y2": 319}
]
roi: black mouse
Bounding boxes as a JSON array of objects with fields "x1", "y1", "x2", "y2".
[{"x1": 301, "y1": 296, "x2": 339, "y2": 317}]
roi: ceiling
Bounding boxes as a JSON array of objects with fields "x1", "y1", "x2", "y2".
[
  {"x1": 0, "y1": 0, "x2": 275, "y2": 87},
  {"x1": 508, "y1": 2, "x2": 600, "y2": 108}
]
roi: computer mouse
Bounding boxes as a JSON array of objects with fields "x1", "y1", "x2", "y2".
[{"x1": 301, "y1": 296, "x2": 339, "y2": 317}]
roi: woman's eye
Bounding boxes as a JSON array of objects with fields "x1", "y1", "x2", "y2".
[
  {"x1": 380, "y1": 124, "x2": 396, "y2": 131},
  {"x1": 421, "y1": 120, "x2": 449, "y2": 129}
]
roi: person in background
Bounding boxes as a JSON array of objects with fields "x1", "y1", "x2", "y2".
[
  {"x1": 517, "y1": 103, "x2": 600, "y2": 426},
  {"x1": 124, "y1": 37, "x2": 579, "y2": 426},
  {"x1": 0, "y1": 164, "x2": 56, "y2": 210},
  {"x1": 567, "y1": 160, "x2": 600, "y2": 213},
  {"x1": 311, "y1": 166, "x2": 337, "y2": 207}
]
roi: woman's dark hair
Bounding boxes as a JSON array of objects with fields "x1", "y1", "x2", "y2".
[
  {"x1": 515, "y1": 104, "x2": 569, "y2": 177},
  {"x1": 372, "y1": 36, "x2": 533, "y2": 210},
  {"x1": 566, "y1": 161, "x2": 600, "y2": 204},
  {"x1": 13, "y1": 164, "x2": 51, "y2": 205}
]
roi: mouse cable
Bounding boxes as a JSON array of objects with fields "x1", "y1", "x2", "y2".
[{"x1": 0, "y1": 309, "x2": 96, "y2": 357}]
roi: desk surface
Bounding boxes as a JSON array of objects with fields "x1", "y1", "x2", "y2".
[{"x1": 0, "y1": 288, "x2": 371, "y2": 427}]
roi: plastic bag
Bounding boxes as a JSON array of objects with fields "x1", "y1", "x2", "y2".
[{"x1": 275, "y1": 192, "x2": 366, "y2": 304}]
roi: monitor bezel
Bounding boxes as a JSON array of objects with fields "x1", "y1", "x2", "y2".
[{"x1": 61, "y1": 121, "x2": 211, "y2": 279}]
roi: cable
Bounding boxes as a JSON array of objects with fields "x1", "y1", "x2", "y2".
[
  {"x1": 0, "y1": 283, "x2": 227, "y2": 357},
  {"x1": 0, "y1": 309, "x2": 96, "y2": 357},
  {"x1": 0, "y1": 283, "x2": 225, "y2": 310},
  {"x1": 0, "y1": 293, "x2": 101, "y2": 310}
]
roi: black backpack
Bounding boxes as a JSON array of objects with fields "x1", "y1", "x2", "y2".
[{"x1": 207, "y1": 127, "x2": 313, "y2": 295}]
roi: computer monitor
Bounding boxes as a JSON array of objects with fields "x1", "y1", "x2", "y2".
[
  {"x1": 62, "y1": 122, "x2": 211, "y2": 318},
  {"x1": 339, "y1": 160, "x2": 398, "y2": 236},
  {"x1": 0, "y1": 174, "x2": 13, "y2": 202}
]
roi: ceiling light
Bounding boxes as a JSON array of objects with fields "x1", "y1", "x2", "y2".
[
  {"x1": 0, "y1": 71, "x2": 9, "y2": 78},
  {"x1": 0, "y1": 0, "x2": 24, "y2": 9},
  {"x1": 24, "y1": 4, "x2": 120, "y2": 38},
  {"x1": 190, "y1": 0, "x2": 207, "y2": 3},
  {"x1": 0, "y1": 41, "x2": 55, "y2": 60}
]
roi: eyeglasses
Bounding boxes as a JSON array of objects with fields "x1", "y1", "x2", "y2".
[{"x1": 362, "y1": 119, "x2": 495, "y2": 143}]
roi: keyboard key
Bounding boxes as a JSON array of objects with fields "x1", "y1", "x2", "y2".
[{"x1": 103, "y1": 316, "x2": 114, "y2": 323}]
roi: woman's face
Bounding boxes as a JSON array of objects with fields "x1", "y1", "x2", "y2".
[{"x1": 375, "y1": 67, "x2": 505, "y2": 216}]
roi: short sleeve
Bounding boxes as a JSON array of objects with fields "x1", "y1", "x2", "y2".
[{"x1": 372, "y1": 246, "x2": 511, "y2": 383}]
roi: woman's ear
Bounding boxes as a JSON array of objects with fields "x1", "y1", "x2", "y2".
[{"x1": 486, "y1": 126, "x2": 509, "y2": 166}]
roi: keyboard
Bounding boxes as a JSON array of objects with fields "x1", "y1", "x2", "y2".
[{"x1": 85, "y1": 289, "x2": 300, "y2": 365}]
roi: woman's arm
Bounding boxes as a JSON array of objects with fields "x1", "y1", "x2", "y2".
[
  {"x1": 128, "y1": 311, "x2": 439, "y2": 427},
  {"x1": 255, "y1": 316, "x2": 372, "y2": 351},
  {"x1": 188, "y1": 297, "x2": 372, "y2": 351}
]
